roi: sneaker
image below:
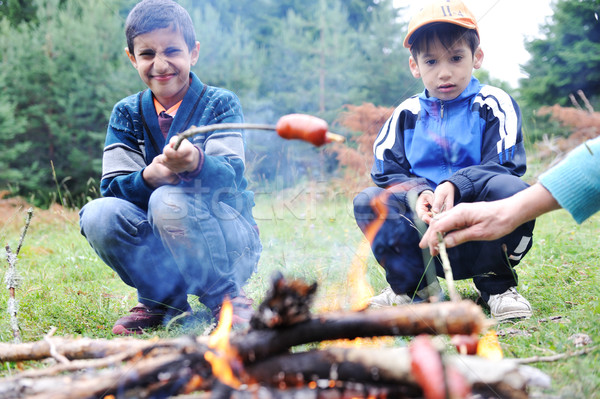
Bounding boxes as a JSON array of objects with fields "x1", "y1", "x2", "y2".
[
  {"x1": 485, "y1": 287, "x2": 532, "y2": 321},
  {"x1": 369, "y1": 287, "x2": 413, "y2": 308},
  {"x1": 212, "y1": 292, "x2": 254, "y2": 330},
  {"x1": 112, "y1": 303, "x2": 166, "y2": 335},
  {"x1": 368, "y1": 283, "x2": 443, "y2": 308}
]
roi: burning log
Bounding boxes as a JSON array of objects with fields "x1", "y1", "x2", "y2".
[
  {"x1": 0, "y1": 275, "x2": 550, "y2": 399},
  {"x1": 242, "y1": 345, "x2": 545, "y2": 399},
  {"x1": 235, "y1": 300, "x2": 486, "y2": 363}
]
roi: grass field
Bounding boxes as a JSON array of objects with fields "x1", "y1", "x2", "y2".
[{"x1": 0, "y1": 186, "x2": 599, "y2": 397}]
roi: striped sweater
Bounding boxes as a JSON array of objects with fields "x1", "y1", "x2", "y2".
[
  {"x1": 372, "y1": 76, "x2": 527, "y2": 203},
  {"x1": 100, "y1": 72, "x2": 255, "y2": 223}
]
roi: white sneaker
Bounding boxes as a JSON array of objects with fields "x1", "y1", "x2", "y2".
[
  {"x1": 487, "y1": 287, "x2": 532, "y2": 321},
  {"x1": 369, "y1": 287, "x2": 413, "y2": 308},
  {"x1": 368, "y1": 282, "x2": 443, "y2": 308}
]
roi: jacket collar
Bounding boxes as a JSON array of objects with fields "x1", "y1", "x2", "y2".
[{"x1": 419, "y1": 76, "x2": 482, "y2": 109}]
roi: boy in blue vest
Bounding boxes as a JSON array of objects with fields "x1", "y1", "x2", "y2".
[
  {"x1": 353, "y1": 0, "x2": 534, "y2": 321},
  {"x1": 79, "y1": 0, "x2": 261, "y2": 334}
]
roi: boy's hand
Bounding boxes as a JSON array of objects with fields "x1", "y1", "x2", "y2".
[
  {"x1": 431, "y1": 181, "x2": 456, "y2": 215},
  {"x1": 419, "y1": 182, "x2": 456, "y2": 225},
  {"x1": 416, "y1": 190, "x2": 434, "y2": 223},
  {"x1": 142, "y1": 157, "x2": 180, "y2": 188},
  {"x1": 161, "y1": 136, "x2": 200, "y2": 174}
]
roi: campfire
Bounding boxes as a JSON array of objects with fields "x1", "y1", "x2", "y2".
[
  {"x1": 0, "y1": 115, "x2": 551, "y2": 397},
  {"x1": 0, "y1": 273, "x2": 550, "y2": 399}
]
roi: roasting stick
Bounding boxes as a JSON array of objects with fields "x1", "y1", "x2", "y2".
[
  {"x1": 436, "y1": 231, "x2": 459, "y2": 302},
  {"x1": 432, "y1": 206, "x2": 460, "y2": 302},
  {"x1": 173, "y1": 114, "x2": 345, "y2": 150}
]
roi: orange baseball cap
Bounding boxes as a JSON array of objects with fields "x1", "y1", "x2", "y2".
[{"x1": 403, "y1": 0, "x2": 479, "y2": 48}]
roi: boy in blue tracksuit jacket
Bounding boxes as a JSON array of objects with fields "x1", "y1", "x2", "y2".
[
  {"x1": 353, "y1": 0, "x2": 535, "y2": 321},
  {"x1": 79, "y1": 0, "x2": 261, "y2": 334}
]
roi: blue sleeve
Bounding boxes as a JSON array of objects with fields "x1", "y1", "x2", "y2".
[
  {"x1": 539, "y1": 136, "x2": 600, "y2": 223},
  {"x1": 185, "y1": 89, "x2": 248, "y2": 194},
  {"x1": 100, "y1": 97, "x2": 154, "y2": 209},
  {"x1": 371, "y1": 101, "x2": 433, "y2": 201},
  {"x1": 448, "y1": 89, "x2": 527, "y2": 202}
]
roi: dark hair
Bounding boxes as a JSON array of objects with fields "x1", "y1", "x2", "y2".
[
  {"x1": 125, "y1": 0, "x2": 196, "y2": 53},
  {"x1": 410, "y1": 23, "x2": 479, "y2": 59}
]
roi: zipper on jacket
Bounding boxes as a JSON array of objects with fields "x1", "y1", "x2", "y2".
[{"x1": 440, "y1": 100, "x2": 445, "y2": 119}]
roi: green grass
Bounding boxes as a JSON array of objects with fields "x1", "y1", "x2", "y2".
[{"x1": 1, "y1": 189, "x2": 599, "y2": 397}]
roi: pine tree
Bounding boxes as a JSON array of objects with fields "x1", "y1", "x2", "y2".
[
  {"x1": 520, "y1": 0, "x2": 600, "y2": 109},
  {"x1": 0, "y1": 0, "x2": 139, "y2": 206}
]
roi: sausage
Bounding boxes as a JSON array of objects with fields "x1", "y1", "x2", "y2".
[
  {"x1": 410, "y1": 334, "x2": 471, "y2": 399},
  {"x1": 410, "y1": 335, "x2": 446, "y2": 399},
  {"x1": 451, "y1": 334, "x2": 479, "y2": 355},
  {"x1": 275, "y1": 114, "x2": 329, "y2": 147}
]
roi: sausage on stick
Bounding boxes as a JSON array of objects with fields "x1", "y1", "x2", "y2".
[{"x1": 173, "y1": 113, "x2": 345, "y2": 150}]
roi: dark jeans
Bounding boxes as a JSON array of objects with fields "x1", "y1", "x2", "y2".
[
  {"x1": 353, "y1": 174, "x2": 535, "y2": 297},
  {"x1": 79, "y1": 185, "x2": 262, "y2": 313}
]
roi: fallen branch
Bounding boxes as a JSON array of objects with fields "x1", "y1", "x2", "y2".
[
  {"x1": 4, "y1": 207, "x2": 33, "y2": 343},
  {"x1": 515, "y1": 345, "x2": 597, "y2": 364},
  {"x1": 0, "y1": 335, "x2": 208, "y2": 363}
]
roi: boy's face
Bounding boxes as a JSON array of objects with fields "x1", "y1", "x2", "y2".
[
  {"x1": 409, "y1": 38, "x2": 483, "y2": 101},
  {"x1": 126, "y1": 27, "x2": 200, "y2": 109}
]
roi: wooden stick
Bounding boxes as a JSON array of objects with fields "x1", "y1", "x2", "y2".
[
  {"x1": 174, "y1": 123, "x2": 275, "y2": 150},
  {"x1": 3, "y1": 207, "x2": 33, "y2": 343},
  {"x1": 173, "y1": 123, "x2": 345, "y2": 150},
  {"x1": 436, "y1": 232, "x2": 460, "y2": 302}
]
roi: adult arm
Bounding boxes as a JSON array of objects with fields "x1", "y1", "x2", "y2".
[
  {"x1": 420, "y1": 136, "x2": 600, "y2": 255},
  {"x1": 419, "y1": 183, "x2": 560, "y2": 256},
  {"x1": 538, "y1": 136, "x2": 600, "y2": 223}
]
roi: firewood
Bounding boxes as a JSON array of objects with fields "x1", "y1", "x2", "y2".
[
  {"x1": 0, "y1": 301, "x2": 484, "y2": 366},
  {"x1": 250, "y1": 272, "x2": 318, "y2": 329},
  {"x1": 235, "y1": 300, "x2": 486, "y2": 362},
  {"x1": 0, "y1": 343, "x2": 543, "y2": 399},
  {"x1": 238, "y1": 347, "x2": 544, "y2": 399},
  {"x1": 0, "y1": 336, "x2": 160, "y2": 362},
  {"x1": 0, "y1": 272, "x2": 543, "y2": 399}
]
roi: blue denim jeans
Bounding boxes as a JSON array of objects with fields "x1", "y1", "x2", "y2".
[
  {"x1": 353, "y1": 174, "x2": 535, "y2": 297},
  {"x1": 79, "y1": 185, "x2": 261, "y2": 313}
]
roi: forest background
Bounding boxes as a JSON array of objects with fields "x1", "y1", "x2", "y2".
[{"x1": 0, "y1": 0, "x2": 599, "y2": 206}]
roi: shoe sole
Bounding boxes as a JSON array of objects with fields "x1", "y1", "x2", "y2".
[{"x1": 492, "y1": 310, "x2": 532, "y2": 321}]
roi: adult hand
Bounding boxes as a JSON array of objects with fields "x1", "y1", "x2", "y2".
[
  {"x1": 419, "y1": 200, "x2": 510, "y2": 256},
  {"x1": 419, "y1": 183, "x2": 560, "y2": 256}
]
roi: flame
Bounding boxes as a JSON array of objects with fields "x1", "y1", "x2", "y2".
[
  {"x1": 205, "y1": 297, "x2": 244, "y2": 388},
  {"x1": 476, "y1": 330, "x2": 503, "y2": 360},
  {"x1": 365, "y1": 190, "x2": 391, "y2": 245},
  {"x1": 182, "y1": 375, "x2": 205, "y2": 394},
  {"x1": 348, "y1": 239, "x2": 375, "y2": 311},
  {"x1": 342, "y1": 189, "x2": 395, "y2": 311}
]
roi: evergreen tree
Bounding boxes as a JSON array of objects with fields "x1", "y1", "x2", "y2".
[
  {"x1": 0, "y1": 0, "x2": 138, "y2": 205},
  {"x1": 354, "y1": 0, "x2": 417, "y2": 107},
  {"x1": 520, "y1": 0, "x2": 600, "y2": 109},
  {"x1": 0, "y1": 0, "x2": 38, "y2": 25}
]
